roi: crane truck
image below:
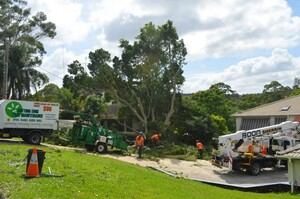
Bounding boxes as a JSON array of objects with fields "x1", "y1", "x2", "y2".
[
  {"x1": 0, "y1": 99, "x2": 59, "y2": 145},
  {"x1": 212, "y1": 121, "x2": 300, "y2": 175}
]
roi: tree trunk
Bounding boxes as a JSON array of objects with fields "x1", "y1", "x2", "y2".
[{"x1": 164, "y1": 78, "x2": 177, "y2": 126}]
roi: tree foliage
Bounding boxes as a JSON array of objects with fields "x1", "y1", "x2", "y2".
[
  {"x1": 84, "y1": 94, "x2": 106, "y2": 116},
  {"x1": 261, "y1": 81, "x2": 291, "y2": 103},
  {"x1": 190, "y1": 83, "x2": 236, "y2": 122},
  {"x1": 63, "y1": 60, "x2": 92, "y2": 98},
  {"x1": 86, "y1": 20, "x2": 186, "y2": 133},
  {"x1": 28, "y1": 83, "x2": 60, "y2": 102},
  {"x1": 0, "y1": 0, "x2": 56, "y2": 99}
]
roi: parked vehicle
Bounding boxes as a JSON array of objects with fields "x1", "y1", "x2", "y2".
[
  {"x1": 212, "y1": 121, "x2": 300, "y2": 175},
  {"x1": 0, "y1": 100, "x2": 59, "y2": 144}
]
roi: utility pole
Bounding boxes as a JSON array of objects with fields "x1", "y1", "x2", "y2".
[{"x1": 2, "y1": 39, "x2": 9, "y2": 99}]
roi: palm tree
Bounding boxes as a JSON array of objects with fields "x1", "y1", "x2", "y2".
[{"x1": 7, "y1": 44, "x2": 49, "y2": 99}]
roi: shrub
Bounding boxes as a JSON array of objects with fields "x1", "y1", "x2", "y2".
[{"x1": 45, "y1": 129, "x2": 70, "y2": 146}]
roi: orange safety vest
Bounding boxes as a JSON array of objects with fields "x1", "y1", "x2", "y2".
[
  {"x1": 261, "y1": 147, "x2": 267, "y2": 154},
  {"x1": 151, "y1": 134, "x2": 159, "y2": 141},
  {"x1": 248, "y1": 145, "x2": 253, "y2": 153},
  {"x1": 136, "y1": 135, "x2": 144, "y2": 147},
  {"x1": 196, "y1": 142, "x2": 203, "y2": 150}
]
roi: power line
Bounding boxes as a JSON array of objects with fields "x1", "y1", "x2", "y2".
[
  {"x1": 38, "y1": 66, "x2": 81, "y2": 88},
  {"x1": 38, "y1": 66, "x2": 64, "y2": 81}
]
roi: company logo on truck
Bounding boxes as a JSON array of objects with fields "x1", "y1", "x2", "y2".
[
  {"x1": 5, "y1": 102, "x2": 23, "y2": 118},
  {"x1": 5, "y1": 101, "x2": 42, "y2": 118},
  {"x1": 242, "y1": 127, "x2": 282, "y2": 138}
]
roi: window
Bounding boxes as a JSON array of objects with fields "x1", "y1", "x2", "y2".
[{"x1": 281, "y1": 106, "x2": 290, "y2": 111}]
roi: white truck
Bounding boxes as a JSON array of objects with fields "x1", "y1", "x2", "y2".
[
  {"x1": 212, "y1": 121, "x2": 300, "y2": 175},
  {"x1": 0, "y1": 100, "x2": 59, "y2": 145}
]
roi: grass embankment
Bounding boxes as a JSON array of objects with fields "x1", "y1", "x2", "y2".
[{"x1": 0, "y1": 143, "x2": 298, "y2": 199}]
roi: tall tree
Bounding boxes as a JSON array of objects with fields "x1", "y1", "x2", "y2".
[
  {"x1": 27, "y1": 83, "x2": 60, "y2": 102},
  {"x1": 63, "y1": 60, "x2": 93, "y2": 98},
  {"x1": 293, "y1": 77, "x2": 300, "y2": 89},
  {"x1": 87, "y1": 21, "x2": 186, "y2": 133},
  {"x1": 0, "y1": 0, "x2": 56, "y2": 99},
  {"x1": 188, "y1": 82, "x2": 237, "y2": 132},
  {"x1": 262, "y1": 81, "x2": 291, "y2": 103}
]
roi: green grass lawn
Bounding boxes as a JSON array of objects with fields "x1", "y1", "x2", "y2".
[{"x1": 0, "y1": 142, "x2": 298, "y2": 199}]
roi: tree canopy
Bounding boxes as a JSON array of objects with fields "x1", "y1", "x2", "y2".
[
  {"x1": 64, "y1": 20, "x2": 187, "y2": 133},
  {"x1": 0, "y1": 0, "x2": 56, "y2": 99}
]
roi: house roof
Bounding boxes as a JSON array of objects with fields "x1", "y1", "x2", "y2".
[
  {"x1": 275, "y1": 145, "x2": 300, "y2": 159},
  {"x1": 232, "y1": 95, "x2": 300, "y2": 117}
]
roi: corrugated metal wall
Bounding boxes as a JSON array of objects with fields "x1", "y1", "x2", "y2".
[
  {"x1": 241, "y1": 118, "x2": 269, "y2": 130},
  {"x1": 240, "y1": 117, "x2": 287, "y2": 130}
]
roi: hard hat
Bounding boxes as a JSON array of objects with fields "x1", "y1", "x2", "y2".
[{"x1": 139, "y1": 131, "x2": 143, "y2": 135}]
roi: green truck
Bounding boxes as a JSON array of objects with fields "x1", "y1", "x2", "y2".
[{"x1": 68, "y1": 111, "x2": 129, "y2": 153}]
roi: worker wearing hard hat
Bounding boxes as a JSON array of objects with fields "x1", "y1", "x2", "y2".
[
  {"x1": 136, "y1": 131, "x2": 145, "y2": 158},
  {"x1": 196, "y1": 140, "x2": 204, "y2": 159}
]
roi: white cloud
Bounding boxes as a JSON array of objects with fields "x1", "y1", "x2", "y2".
[
  {"x1": 25, "y1": 0, "x2": 300, "y2": 94},
  {"x1": 183, "y1": 48, "x2": 299, "y2": 94},
  {"x1": 37, "y1": 47, "x2": 90, "y2": 88},
  {"x1": 27, "y1": 0, "x2": 300, "y2": 59},
  {"x1": 88, "y1": 0, "x2": 164, "y2": 28},
  {"x1": 28, "y1": 0, "x2": 91, "y2": 46},
  {"x1": 184, "y1": 0, "x2": 300, "y2": 60},
  {"x1": 95, "y1": 30, "x2": 121, "y2": 57}
]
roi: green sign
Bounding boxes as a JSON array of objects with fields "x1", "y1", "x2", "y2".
[
  {"x1": 5, "y1": 101, "x2": 23, "y2": 118},
  {"x1": 5, "y1": 101, "x2": 43, "y2": 118}
]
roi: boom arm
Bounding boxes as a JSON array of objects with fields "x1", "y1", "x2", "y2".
[{"x1": 217, "y1": 121, "x2": 300, "y2": 157}]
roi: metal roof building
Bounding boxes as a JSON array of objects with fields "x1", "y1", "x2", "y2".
[{"x1": 232, "y1": 95, "x2": 300, "y2": 131}]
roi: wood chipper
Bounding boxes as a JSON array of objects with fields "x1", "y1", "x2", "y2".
[{"x1": 67, "y1": 111, "x2": 129, "y2": 153}]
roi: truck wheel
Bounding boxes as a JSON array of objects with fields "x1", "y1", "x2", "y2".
[
  {"x1": 95, "y1": 142, "x2": 107, "y2": 153},
  {"x1": 247, "y1": 162, "x2": 261, "y2": 176},
  {"x1": 28, "y1": 133, "x2": 42, "y2": 145}
]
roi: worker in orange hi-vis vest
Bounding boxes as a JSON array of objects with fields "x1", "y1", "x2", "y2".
[
  {"x1": 196, "y1": 140, "x2": 204, "y2": 159},
  {"x1": 135, "y1": 132, "x2": 145, "y2": 158},
  {"x1": 248, "y1": 144, "x2": 253, "y2": 153},
  {"x1": 151, "y1": 133, "x2": 162, "y2": 146},
  {"x1": 261, "y1": 146, "x2": 267, "y2": 155}
]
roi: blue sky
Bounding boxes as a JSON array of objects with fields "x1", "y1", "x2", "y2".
[{"x1": 27, "y1": 0, "x2": 300, "y2": 94}]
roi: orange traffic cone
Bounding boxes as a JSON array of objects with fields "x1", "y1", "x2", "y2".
[{"x1": 26, "y1": 147, "x2": 40, "y2": 178}]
